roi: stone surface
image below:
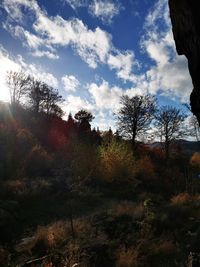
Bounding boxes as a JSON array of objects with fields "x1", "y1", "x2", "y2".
[{"x1": 169, "y1": 0, "x2": 200, "y2": 124}]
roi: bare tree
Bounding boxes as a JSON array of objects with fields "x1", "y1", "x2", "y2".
[
  {"x1": 116, "y1": 95, "x2": 156, "y2": 148},
  {"x1": 154, "y1": 106, "x2": 186, "y2": 159},
  {"x1": 7, "y1": 71, "x2": 30, "y2": 105},
  {"x1": 189, "y1": 116, "x2": 200, "y2": 142},
  {"x1": 183, "y1": 103, "x2": 200, "y2": 142}
]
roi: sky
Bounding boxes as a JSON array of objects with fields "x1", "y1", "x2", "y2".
[{"x1": 0, "y1": 0, "x2": 193, "y2": 130}]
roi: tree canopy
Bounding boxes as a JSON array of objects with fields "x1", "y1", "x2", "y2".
[{"x1": 117, "y1": 94, "x2": 156, "y2": 147}]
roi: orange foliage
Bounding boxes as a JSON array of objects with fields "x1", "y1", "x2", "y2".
[
  {"x1": 100, "y1": 141, "x2": 136, "y2": 183},
  {"x1": 190, "y1": 152, "x2": 200, "y2": 167}
]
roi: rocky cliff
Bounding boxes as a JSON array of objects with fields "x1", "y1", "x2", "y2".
[{"x1": 169, "y1": 0, "x2": 200, "y2": 124}]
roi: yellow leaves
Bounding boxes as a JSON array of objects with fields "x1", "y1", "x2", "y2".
[{"x1": 100, "y1": 141, "x2": 136, "y2": 183}]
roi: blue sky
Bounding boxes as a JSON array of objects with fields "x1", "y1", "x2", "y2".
[{"x1": 0, "y1": 0, "x2": 192, "y2": 130}]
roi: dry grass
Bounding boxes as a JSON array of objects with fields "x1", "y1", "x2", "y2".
[
  {"x1": 4, "y1": 178, "x2": 51, "y2": 196},
  {"x1": 171, "y1": 192, "x2": 191, "y2": 205},
  {"x1": 35, "y1": 221, "x2": 68, "y2": 248},
  {"x1": 16, "y1": 218, "x2": 95, "y2": 254},
  {"x1": 4, "y1": 179, "x2": 26, "y2": 195},
  {"x1": 116, "y1": 247, "x2": 139, "y2": 267},
  {"x1": 16, "y1": 221, "x2": 68, "y2": 253},
  {"x1": 113, "y1": 201, "x2": 144, "y2": 219},
  {"x1": 152, "y1": 240, "x2": 176, "y2": 255}
]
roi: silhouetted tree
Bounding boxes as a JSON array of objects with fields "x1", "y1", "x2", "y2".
[
  {"x1": 102, "y1": 128, "x2": 113, "y2": 146},
  {"x1": 117, "y1": 95, "x2": 156, "y2": 148},
  {"x1": 91, "y1": 127, "x2": 102, "y2": 145},
  {"x1": 154, "y1": 106, "x2": 186, "y2": 159},
  {"x1": 42, "y1": 84, "x2": 64, "y2": 117},
  {"x1": 28, "y1": 78, "x2": 45, "y2": 113},
  {"x1": 29, "y1": 77, "x2": 64, "y2": 117},
  {"x1": 65, "y1": 113, "x2": 78, "y2": 139},
  {"x1": 7, "y1": 71, "x2": 30, "y2": 105},
  {"x1": 75, "y1": 110, "x2": 94, "y2": 132},
  {"x1": 75, "y1": 110, "x2": 94, "y2": 124},
  {"x1": 66, "y1": 113, "x2": 76, "y2": 128}
]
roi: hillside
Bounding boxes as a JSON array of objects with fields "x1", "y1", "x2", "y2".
[{"x1": 0, "y1": 102, "x2": 200, "y2": 267}]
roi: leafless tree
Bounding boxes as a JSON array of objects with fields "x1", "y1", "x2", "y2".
[
  {"x1": 116, "y1": 95, "x2": 156, "y2": 148},
  {"x1": 183, "y1": 103, "x2": 200, "y2": 142},
  {"x1": 154, "y1": 106, "x2": 186, "y2": 159},
  {"x1": 7, "y1": 70, "x2": 30, "y2": 105}
]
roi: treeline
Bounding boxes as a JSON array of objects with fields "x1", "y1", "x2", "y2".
[{"x1": 6, "y1": 70, "x2": 200, "y2": 152}]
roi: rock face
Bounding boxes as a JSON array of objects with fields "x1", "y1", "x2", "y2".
[{"x1": 169, "y1": 0, "x2": 200, "y2": 124}]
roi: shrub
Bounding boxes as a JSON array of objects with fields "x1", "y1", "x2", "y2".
[
  {"x1": 16, "y1": 128, "x2": 35, "y2": 156},
  {"x1": 191, "y1": 152, "x2": 200, "y2": 168},
  {"x1": 25, "y1": 145, "x2": 52, "y2": 177},
  {"x1": 136, "y1": 156, "x2": 155, "y2": 182},
  {"x1": 100, "y1": 141, "x2": 136, "y2": 184},
  {"x1": 116, "y1": 247, "x2": 139, "y2": 267},
  {"x1": 171, "y1": 192, "x2": 191, "y2": 206},
  {"x1": 114, "y1": 201, "x2": 144, "y2": 220},
  {"x1": 70, "y1": 142, "x2": 100, "y2": 184}
]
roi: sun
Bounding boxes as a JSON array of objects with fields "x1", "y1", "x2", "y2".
[{"x1": 0, "y1": 80, "x2": 10, "y2": 102}]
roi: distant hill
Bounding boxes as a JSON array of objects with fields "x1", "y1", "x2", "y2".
[{"x1": 149, "y1": 139, "x2": 200, "y2": 155}]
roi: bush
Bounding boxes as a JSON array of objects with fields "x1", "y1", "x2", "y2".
[
  {"x1": 171, "y1": 192, "x2": 191, "y2": 206},
  {"x1": 70, "y1": 142, "x2": 100, "y2": 184},
  {"x1": 191, "y1": 152, "x2": 200, "y2": 168},
  {"x1": 116, "y1": 247, "x2": 139, "y2": 267},
  {"x1": 100, "y1": 141, "x2": 136, "y2": 185},
  {"x1": 25, "y1": 145, "x2": 52, "y2": 177}
]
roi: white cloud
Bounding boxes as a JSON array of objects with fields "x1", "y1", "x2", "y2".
[
  {"x1": 88, "y1": 78, "x2": 152, "y2": 112},
  {"x1": 3, "y1": 22, "x2": 59, "y2": 59},
  {"x1": 31, "y1": 50, "x2": 59, "y2": 59},
  {"x1": 65, "y1": 0, "x2": 87, "y2": 10},
  {"x1": 62, "y1": 75, "x2": 80, "y2": 92},
  {"x1": 88, "y1": 79, "x2": 123, "y2": 110},
  {"x1": 62, "y1": 95, "x2": 94, "y2": 116},
  {"x1": 107, "y1": 51, "x2": 137, "y2": 82},
  {"x1": 89, "y1": 0, "x2": 121, "y2": 24},
  {"x1": 2, "y1": 0, "x2": 39, "y2": 22}
]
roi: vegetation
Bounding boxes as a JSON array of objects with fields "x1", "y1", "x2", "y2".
[
  {"x1": 117, "y1": 95, "x2": 156, "y2": 148},
  {"x1": 0, "y1": 71, "x2": 200, "y2": 266},
  {"x1": 154, "y1": 106, "x2": 186, "y2": 159}
]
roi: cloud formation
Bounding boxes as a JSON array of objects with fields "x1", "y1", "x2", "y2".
[
  {"x1": 65, "y1": 0, "x2": 87, "y2": 10},
  {"x1": 89, "y1": 0, "x2": 121, "y2": 24},
  {"x1": 62, "y1": 75, "x2": 80, "y2": 92},
  {"x1": 2, "y1": 0, "x2": 135, "y2": 81}
]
